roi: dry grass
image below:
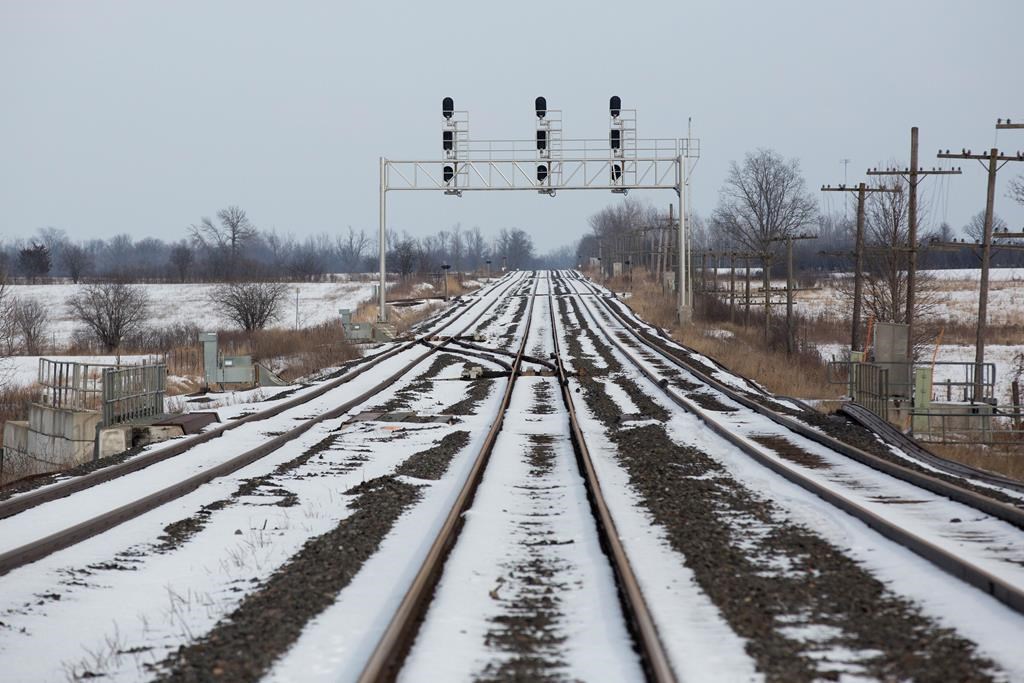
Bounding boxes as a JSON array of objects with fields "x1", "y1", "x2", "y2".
[
  {"x1": 931, "y1": 443, "x2": 1024, "y2": 483},
  {"x1": 608, "y1": 271, "x2": 844, "y2": 401},
  {"x1": 0, "y1": 384, "x2": 36, "y2": 486},
  {"x1": 214, "y1": 321, "x2": 361, "y2": 383}
]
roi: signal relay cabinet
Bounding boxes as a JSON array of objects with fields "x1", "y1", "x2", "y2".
[{"x1": 200, "y1": 332, "x2": 286, "y2": 389}]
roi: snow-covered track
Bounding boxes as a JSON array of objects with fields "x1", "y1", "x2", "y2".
[
  {"x1": 0, "y1": 273, "x2": 527, "y2": 578},
  {"x1": 359, "y1": 272, "x2": 673, "y2": 682},
  {"x1": 564, "y1": 272, "x2": 1024, "y2": 616}
]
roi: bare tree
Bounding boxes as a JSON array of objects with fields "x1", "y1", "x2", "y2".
[
  {"x1": 495, "y1": 228, "x2": 535, "y2": 269},
  {"x1": 1010, "y1": 174, "x2": 1024, "y2": 206},
  {"x1": 61, "y1": 243, "x2": 93, "y2": 283},
  {"x1": 18, "y1": 242, "x2": 51, "y2": 283},
  {"x1": 711, "y1": 148, "x2": 817, "y2": 276},
  {"x1": 392, "y1": 233, "x2": 418, "y2": 280},
  {"x1": 189, "y1": 205, "x2": 257, "y2": 278},
  {"x1": 336, "y1": 227, "x2": 369, "y2": 273},
  {"x1": 963, "y1": 210, "x2": 1008, "y2": 243},
  {"x1": 66, "y1": 283, "x2": 151, "y2": 352},
  {"x1": 210, "y1": 282, "x2": 288, "y2": 332},
  {"x1": 169, "y1": 242, "x2": 194, "y2": 282},
  {"x1": 12, "y1": 298, "x2": 49, "y2": 354}
]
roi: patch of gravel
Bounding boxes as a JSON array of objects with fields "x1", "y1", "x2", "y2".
[
  {"x1": 564, "y1": 304, "x2": 999, "y2": 683},
  {"x1": 153, "y1": 432, "x2": 342, "y2": 553},
  {"x1": 154, "y1": 475, "x2": 422, "y2": 682},
  {"x1": 395, "y1": 430, "x2": 471, "y2": 480},
  {"x1": 635, "y1": 325, "x2": 1024, "y2": 510},
  {"x1": 153, "y1": 423, "x2": 476, "y2": 682},
  {"x1": 441, "y1": 367, "x2": 496, "y2": 416},
  {"x1": 369, "y1": 353, "x2": 461, "y2": 413}
]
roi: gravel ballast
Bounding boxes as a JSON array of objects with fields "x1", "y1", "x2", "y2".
[{"x1": 558, "y1": 289, "x2": 1000, "y2": 682}]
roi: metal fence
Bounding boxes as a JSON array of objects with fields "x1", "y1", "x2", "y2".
[
  {"x1": 101, "y1": 364, "x2": 166, "y2": 426},
  {"x1": 37, "y1": 358, "x2": 116, "y2": 411},
  {"x1": 911, "y1": 406, "x2": 1024, "y2": 448},
  {"x1": 853, "y1": 362, "x2": 889, "y2": 419},
  {"x1": 827, "y1": 359, "x2": 996, "y2": 402}
]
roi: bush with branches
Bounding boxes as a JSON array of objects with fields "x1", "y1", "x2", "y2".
[
  {"x1": 210, "y1": 282, "x2": 289, "y2": 332},
  {"x1": 66, "y1": 283, "x2": 151, "y2": 352}
]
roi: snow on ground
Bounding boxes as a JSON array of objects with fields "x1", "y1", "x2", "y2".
[
  {"x1": 587, "y1": 295, "x2": 1024, "y2": 679},
  {"x1": 400, "y1": 376, "x2": 644, "y2": 682},
  {"x1": 4, "y1": 281, "x2": 377, "y2": 344},
  {"x1": 789, "y1": 268, "x2": 1024, "y2": 324}
]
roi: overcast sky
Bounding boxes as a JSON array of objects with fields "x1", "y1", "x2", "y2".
[{"x1": 2, "y1": 0, "x2": 1022, "y2": 253}]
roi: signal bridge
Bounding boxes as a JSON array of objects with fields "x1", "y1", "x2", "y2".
[{"x1": 377, "y1": 96, "x2": 700, "y2": 323}]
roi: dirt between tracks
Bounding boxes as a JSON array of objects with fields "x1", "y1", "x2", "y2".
[
  {"x1": 152, "y1": 427, "x2": 474, "y2": 682},
  {"x1": 563, "y1": 303, "x2": 999, "y2": 682}
]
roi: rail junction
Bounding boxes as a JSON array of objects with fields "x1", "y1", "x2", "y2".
[{"x1": 0, "y1": 271, "x2": 1023, "y2": 682}]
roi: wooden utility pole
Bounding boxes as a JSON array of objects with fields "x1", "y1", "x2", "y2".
[
  {"x1": 729, "y1": 254, "x2": 736, "y2": 322},
  {"x1": 937, "y1": 144, "x2": 1024, "y2": 401},
  {"x1": 821, "y1": 183, "x2": 902, "y2": 351},
  {"x1": 768, "y1": 234, "x2": 817, "y2": 354},
  {"x1": 867, "y1": 127, "x2": 961, "y2": 361}
]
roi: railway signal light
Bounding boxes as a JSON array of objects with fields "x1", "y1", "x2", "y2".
[
  {"x1": 536, "y1": 129, "x2": 547, "y2": 151},
  {"x1": 535, "y1": 96, "x2": 547, "y2": 119},
  {"x1": 610, "y1": 128, "x2": 621, "y2": 150},
  {"x1": 611, "y1": 163, "x2": 622, "y2": 182},
  {"x1": 442, "y1": 97, "x2": 454, "y2": 119},
  {"x1": 537, "y1": 163, "x2": 548, "y2": 182},
  {"x1": 609, "y1": 95, "x2": 621, "y2": 118},
  {"x1": 444, "y1": 164, "x2": 455, "y2": 184},
  {"x1": 443, "y1": 130, "x2": 454, "y2": 152}
]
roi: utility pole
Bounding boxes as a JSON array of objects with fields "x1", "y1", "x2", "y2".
[
  {"x1": 768, "y1": 234, "x2": 817, "y2": 354},
  {"x1": 938, "y1": 141, "x2": 1024, "y2": 401},
  {"x1": 867, "y1": 127, "x2": 961, "y2": 361},
  {"x1": 821, "y1": 183, "x2": 902, "y2": 351}
]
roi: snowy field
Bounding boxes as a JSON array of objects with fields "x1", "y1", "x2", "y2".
[
  {"x1": 790, "y1": 268, "x2": 1024, "y2": 324},
  {"x1": 4, "y1": 281, "x2": 378, "y2": 345}
]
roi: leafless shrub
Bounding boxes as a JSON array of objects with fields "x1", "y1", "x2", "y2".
[
  {"x1": 66, "y1": 283, "x2": 151, "y2": 352},
  {"x1": 210, "y1": 281, "x2": 289, "y2": 332},
  {"x1": 12, "y1": 297, "x2": 49, "y2": 354}
]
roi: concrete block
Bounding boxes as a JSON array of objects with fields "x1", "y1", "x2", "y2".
[
  {"x1": 3, "y1": 420, "x2": 29, "y2": 455},
  {"x1": 27, "y1": 430, "x2": 93, "y2": 466},
  {"x1": 134, "y1": 424, "x2": 184, "y2": 448},
  {"x1": 29, "y1": 404, "x2": 101, "y2": 441},
  {"x1": 98, "y1": 425, "x2": 133, "y2": 459}
]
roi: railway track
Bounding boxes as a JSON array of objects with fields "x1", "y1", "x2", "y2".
[
  {"x1": 358, "y1": 271, "x2": 673, "y2": 681},
  {"x1": 2, "y1": 269, "x2": 1023, "y2": 681},
  {"x1": 561, "y1": 271, "x2": 1024, "y2": 615},
  {"x1": 0, "y1": 272, "x2": 529, "y2": 576}
]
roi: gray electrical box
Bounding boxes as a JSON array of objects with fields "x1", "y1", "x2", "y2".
[
  {"x1": 201, "y1": 332, "x2": 284, "y2": 388},
  {"x1": 340, "y1": 308, "x2": 372, "y2": 341}
]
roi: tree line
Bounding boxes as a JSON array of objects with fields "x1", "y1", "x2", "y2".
[
  {"x1": 580, "y1": 148, "x2": 1024, "y2": 281},
  {"x1": 0, "y1": 208, "x2": 575, "y2": 284}
]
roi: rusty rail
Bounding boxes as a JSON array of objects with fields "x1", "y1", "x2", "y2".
[{"x1": 0, "y1": 273, "x2": 525, "y2": 577}]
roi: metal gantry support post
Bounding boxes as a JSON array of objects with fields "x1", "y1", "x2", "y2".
[
  {"x1": 677, "y1": 152, "x2": 689, "y2": 323},
  {"x1": 378, "y1": 156, "x2": 388, "y2": 323}
]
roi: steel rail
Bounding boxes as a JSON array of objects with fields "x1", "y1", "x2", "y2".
[
  {"x1": 566, "y1": 274, "x2": 1024, "y2": 615},
  {"x1": 591, "y1": 281, "x2": 1024, "y2": 528},
  {"x1": 357, "y1": 272, "x2": 542, "y2": 682},
  {"x1": 0, "y1": 274, "x2": 519, "y2": 522},
  {"x1": 546, "y1": 272, "x2": 677, "y2": 682},
  {"x1": 0, "y1": 273, "x2": 528, "y2": 577}
]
